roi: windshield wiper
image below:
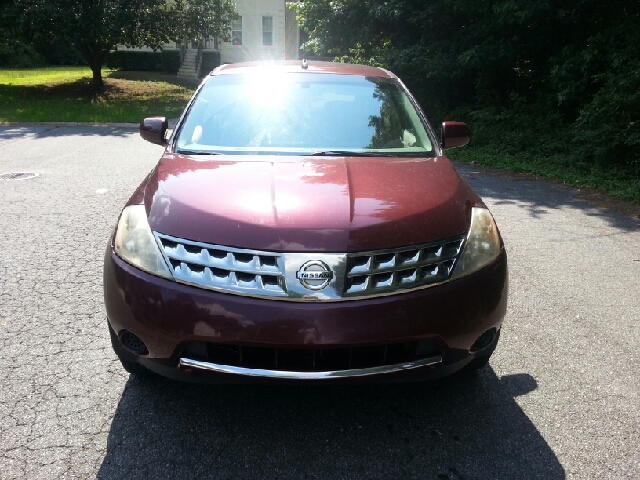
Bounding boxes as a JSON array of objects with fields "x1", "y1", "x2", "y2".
[
  {"x1": 308, "y1": 150, "x2": 381, "y2": 157},
  {"x1": 175, "y1": 150, "x2": 222, "y2": 155}
]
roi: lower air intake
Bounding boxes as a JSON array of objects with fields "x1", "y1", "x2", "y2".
[{"x1": 181, "y1": 339, "x2": 441, "y2": 373}]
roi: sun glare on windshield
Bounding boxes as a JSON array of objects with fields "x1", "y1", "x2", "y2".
[
  {"x1": 245, "y1": 69, "x2": 290, "y2": 108},
  {"x1": 175, "y1": 72, "x2": 434, "y2": 156}
]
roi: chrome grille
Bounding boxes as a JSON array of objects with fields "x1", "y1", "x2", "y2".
[
  {"x1": 153, "y1": 232, "x2": 466, "y2": 301},
  {"x1": 155, "y1": 233, "x2": 287, "y2": 297},
  {"x1": 344, "y1": 236, "x2": 465, "y2": 296}
]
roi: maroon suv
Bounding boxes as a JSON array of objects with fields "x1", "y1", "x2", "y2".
[{"x1": 103, "y1": 61, "x2": 508, "y2": 383}]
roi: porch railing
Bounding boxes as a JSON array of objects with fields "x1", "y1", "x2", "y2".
[
  {"x1": 179, "y1": 42, "x2": 187, "y2": 65},
  {"x1": 196, "y1": 44, "x2": 204, "y2": 77}
]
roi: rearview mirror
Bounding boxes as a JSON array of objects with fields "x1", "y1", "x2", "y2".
[
  {"x1": 140, "y1": 117, "x2": 168, "y2": 146},
  {"x1": 441, "y1": 121, "x2": 470, "y2": 149}
]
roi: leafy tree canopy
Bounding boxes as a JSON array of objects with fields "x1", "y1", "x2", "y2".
[
  {"x1": 14, "y1": 0, "x2": 237, "y2": 86},
  {"x1": 0, "y1": 0, "x2": 41, "y2": 67},
  {"x1": 295, "y1": 0, "x2": 640, "y2": 171}
]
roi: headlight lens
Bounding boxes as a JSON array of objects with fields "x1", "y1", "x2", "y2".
[
  {"x1": 451, "y1": 207, "x2": 501, "y2": 280},
  {"x1": 114, "y1": 205, "x2": 173, "y2": 279}
]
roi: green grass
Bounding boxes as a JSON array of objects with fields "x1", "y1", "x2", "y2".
[
  {"x1": 448, "y1": 146, "x2": 640, "y2": 204},
  {"x1": 0, "y1": 66, "x2": 96, "y2": 85},
  {"x1": 0, "y1": 67, "x2": 196, "y2": 123}
]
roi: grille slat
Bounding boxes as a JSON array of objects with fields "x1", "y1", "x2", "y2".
[
  {"x1": 162, "y1": 241, "x2": 282, "y2": 276},
  {"x1": 345, "y1": 236, "x2": 465, "y2": 296},
  {"x1": 156, "y1": 233, "x2": 287, "y2": 296}
]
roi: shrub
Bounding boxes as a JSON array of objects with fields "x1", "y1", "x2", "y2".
[
  {"x1": 106, "y1": 50, "x2": 163, "y2": 71},
  {"x1": 0, "y1": 38, "x2": 44, "y2": 67},
  {"x1": 199, "y1": 51, "x2": 221, "y2": 77},
  {"x1": 34, "y1": 43, "x2": 84, "y2": 66},
  {"x1": 161, "y1": 50, "x2": 180, "y2": 74},
  {"x1": 106, "y1": 49, "x2": 182, "y2": 73}
]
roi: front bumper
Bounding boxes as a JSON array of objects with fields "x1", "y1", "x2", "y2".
[{"x1": 104, "y1": 247, "x2": 508, "y2": 383}]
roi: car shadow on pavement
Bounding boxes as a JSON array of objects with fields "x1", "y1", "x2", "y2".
[{"x1": 96, "y1": 369, "x2": 564, "y2": 480}]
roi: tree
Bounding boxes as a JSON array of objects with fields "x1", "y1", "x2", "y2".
[
  {"x1": 0, "y1": 0, "x2": 40, "y2": 67},
  {"x1": 295, "y1": 0, "x2": 640, "y2": 172},
  {"x1": 15, "y1": 0, "x2": 237, "y2": 87},
  {"x1": 295, "y1": 0, "x2": 570, "y2": 112}
]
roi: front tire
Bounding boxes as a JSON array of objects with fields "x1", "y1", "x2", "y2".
[
  {"x1": 118, "y1": 357, "x2": 152, "y2": 376},
  {"x1": 463, "y1": 353, "x2": 492, "y2": 372}
]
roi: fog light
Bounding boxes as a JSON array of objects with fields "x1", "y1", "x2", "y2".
[
  {"x1": 120, "y1": 330, "x2": 149, "y2": 355},
  {"x1": 471, "y1": 329, "x2": 496, "y2": 352}
]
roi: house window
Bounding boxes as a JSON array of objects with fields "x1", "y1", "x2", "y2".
[
  {"x1": 262, "y1": 16, "x2": 273, "y2": 46},
  {"x1": 231, "y1": 17, "x2": 243, "y2": 45}
]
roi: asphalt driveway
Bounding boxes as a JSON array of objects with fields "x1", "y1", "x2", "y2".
[{"x1": 0, "y1": 126, "x2": 638, "y2": 479}]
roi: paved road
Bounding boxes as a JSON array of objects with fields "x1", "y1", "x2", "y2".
[{"x1": 1, "y1": 126, "x2": 638, "y2": 479}]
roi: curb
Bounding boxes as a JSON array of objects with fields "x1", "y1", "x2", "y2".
[
  {"x1": 0, "y1": 119, "x2": 179, "y2": 128},
  {"x1": 0, "y1": 121, "x2": 138, "y2": 128}
]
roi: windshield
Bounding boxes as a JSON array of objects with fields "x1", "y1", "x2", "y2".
[{"x1": 175, "y1": 71, "x2": 434, "y2": 156}]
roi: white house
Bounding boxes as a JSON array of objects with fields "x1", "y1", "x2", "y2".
[
  {"x1": 120, "y1": 0, "x2": 300, "y2": 77},
  {"x1": 223, "y1": 0, "x2": 299, "y2": 63}
]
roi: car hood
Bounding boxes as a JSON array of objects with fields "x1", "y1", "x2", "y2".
[{"x1": 139, "y1": 154, "x2": 479, "y2": 252}]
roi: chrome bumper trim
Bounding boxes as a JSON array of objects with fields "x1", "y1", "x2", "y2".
[{"x1": 179, "y1": 355, "x2": 443, "y2": 380}]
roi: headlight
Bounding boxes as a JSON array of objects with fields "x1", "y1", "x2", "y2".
[
  {"x1": 451, "y1": 207, "x2": 501, "y2": 280},
  {"x1": 114, "y1": 205, "x2": 173, "y2": 280}
]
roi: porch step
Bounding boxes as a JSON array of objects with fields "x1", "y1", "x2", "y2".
[{"x1": 178, "y1": 49, "x2": 199, "y2": 78}]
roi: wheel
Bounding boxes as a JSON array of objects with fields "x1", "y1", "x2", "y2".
[
  {"x1": 118, "y1": 357, "x2": 152, "y2": 376},
  {"x1": 463, "y1": 353, "x2": 492, "y2": 372}
]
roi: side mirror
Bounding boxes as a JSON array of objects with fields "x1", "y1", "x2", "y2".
[
  {"x1": 441, "y1": 121, "x2": 470, "y2": 149},
  {"x1": 140, "y1": 117, "x2": 168, "y2": 146}
]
